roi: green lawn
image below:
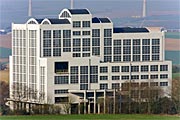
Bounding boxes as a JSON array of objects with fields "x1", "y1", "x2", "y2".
[{"x1": 0, "y1": 114, "x2": 179, "y2": 120}]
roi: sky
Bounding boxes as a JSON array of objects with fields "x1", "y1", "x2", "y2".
[{"x1": 0, "y1": 0, "x2": 179, "y2": 29}]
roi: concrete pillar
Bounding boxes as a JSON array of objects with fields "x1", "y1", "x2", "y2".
[
  {"x1": 98, "y1": 104, "x2": 100, "y2": 114},
  {"x1": 113, "y1": 90, "x2": 116, "y2": 114},
  {"x1": 25, "y1": 103, "x2": 28, "y2": 112},
  {"x1": 69, "y1": 107, "x2": 71, "y2": 114},
  {"x1": 84, "y1": 91, "x2": 86, "y2": 114},
  {"x1": 88, "y1": 104, "x2": 90, "y2": 114},
  {"x1": 94, "y1": 90, "x2": 96, "y2": 114},
  {"x1": 78, "y1": 103, "x2": 81, "y2": 114},
  {"x1": 24, "y1": 103, "x2": 26, "y2": 111},
  {"x1": 104, "y1": 90, "x2": 106, "y2": 114},
  {"x1": 29, "y1": 103, "x2": 31, "y2": 114}
]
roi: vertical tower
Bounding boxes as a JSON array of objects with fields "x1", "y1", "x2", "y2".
[
  {"x1": 71, "y1": 0, "x2": 74, "y2": 9},
  {"x1": 142, "y1": 0, "x2": 146, "y2": 18},
  {"x1": 28, "y1": 0, "x2": 32, "y2": 17}
]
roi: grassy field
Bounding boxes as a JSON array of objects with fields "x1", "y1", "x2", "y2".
[
  {"x1": 0, "y1": 114, "x2": 179, "y2": 120},
  {"x1": 0, "y1": 69, "x2": 9, "y2": 83}
]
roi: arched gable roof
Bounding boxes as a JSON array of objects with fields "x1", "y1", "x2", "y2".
[
  {"x1": 41, "y1": 18, "x2": 51, "y2": 25},
  {"x1": 26, "y1": 18, "x2": 70, "y2": 25},
  {"x1": 26, "y1": 18, "x2": 39, "y2": 24},
  {"x1": 59, "y1": 9, "x2": 72, "y2": 18},
  {"x1": 59, "y1": 8, "x2": 91, "y2": 18}
]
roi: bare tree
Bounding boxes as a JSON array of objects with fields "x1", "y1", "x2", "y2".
[
  {"x1": 62, "y1": 95, "x2": 75, "y2": 114},
  {"x1": 10, "y1": 82, "x2": 46, "y2": 113},
  {"x1": 0, "y1": 81, "x2": 9, "y2": 115},
  {"x1": 11, "y1": 83, "x2": 29, "y2": 110},
  {"x1": 172, "y1": 77, "x2": 180, "y2": 114}
]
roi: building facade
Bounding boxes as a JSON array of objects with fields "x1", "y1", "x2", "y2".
[{"x1": 9, "y1": 8, "x2": 172, "y2": 113}]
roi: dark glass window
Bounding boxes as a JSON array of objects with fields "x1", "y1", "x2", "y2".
[
  {"x1": 80, "y1": 66, "x2": 88, "y2": 74},
  {"x1": 160, "y1": 65, "x2": 168, "y2": 71},
  {"x1": 142, "y1": 39, "x2": 150, "y2": 45},
  {"x1": 141, "y1": 75, "x2": 149, "y2": 79},
  {"x1": 112, "y1": 66, "x2": 120, "y2": 72},
  {"x1": 131, "y1": 66, "x2": 139, "y2": 72},
  {"x1": 141, "y1": 65, "x2": 149, "y2": 72},
  {"x1": 73, "y1": 31, "x2": 81, "y2": 36},
  {"x1": 112, "y1": 76, "x2": 120, "y2": 80},
  {"x1": 100, "y1": 83, "x2": 108, "y2": 89},
  {"x1": 160, "y1": 82, "x2": 168, "y2": 86},
  {"x1": 92, "y1": 29, "x2": 100, "y2": 37},
  {"x1": 83, "y1": 21, "x2": 90, "y2": 27},
  {"x1": 55, "y1": 97, "x2": 68, "y2": 103},
  {"x1": 112, "y1": 83, "x2": 120, "y2": 89},
  {"x1": 90, "y1": 66, "x2": 98, "y2": 74},
  {"x1": 100, "y1": 66, "x2": 108, "y2": 73},
  {"x1": 104, "y1": 29, "x2": 112, "y2": 37},
  {"x1": 53, "y1": 30, "x2": 61, "y2": 38},
  {"x1": 80, "y1": 84, "x2": 88, "y2": 90},
  {"x1": 151, "y1": 65, "x2": 158, "y2": 71},
  {"x1": 121, "y1": 66, "x2": 129, "y2": 72},
  {"x1": 63, "y1": 30, "x2": 71, "y2": 38},
  {"x1": 160, "y1": 74, "x2": 168, "y2": 79},
  {"x1": 55, "y1": 62, "x2": 68, "y2": 74},
  {"x1": 104, "y1": 38, "x2": 112, "y2": 46},
  {"x1": 150, "y1": 74, "x2": 158, "y2": 79},
  {"x1": 73, "y1": 21, "x2": 81, "y2": 28},
  {"x1": 54, "y1": 76, "x2": 69, "y2": 84},
  {"x1": 100, "y1": 76, "x2": 108, "y2": 80},
  {"x1": 54, "y1": 89, "x2": 68, "y2": 94}
]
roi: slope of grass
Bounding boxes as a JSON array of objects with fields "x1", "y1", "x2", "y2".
[{"x1": 0, "y1": 114, "x2": 179, "y2": 120}]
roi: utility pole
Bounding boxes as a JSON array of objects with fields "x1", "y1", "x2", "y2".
[
  {"x1": 89, "y1": 59, "x2": 91, "y2": 90},
  {"x1": 142, "y1": 0, "x2": 146, "y2": 18},
  {"x1": 71, "y1": 0, "x2": 74, "y2": 9},
  {"x1": 128, "y1": 63, "x2": 132, "y2": 113},
  {"x1": 28, "y1": 0, "x2": 32, "y2": 17}
]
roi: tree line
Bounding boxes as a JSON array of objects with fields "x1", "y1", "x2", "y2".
[{"x1": 0, "y1": 77, "x2": 180, "y2": 115}]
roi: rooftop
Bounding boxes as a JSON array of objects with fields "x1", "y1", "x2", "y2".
[
  {"x1": 113, "y1": 27, "x2": 149, "y2": 33},
  {"x1": 35, "y1": 19, "x2": 44, "y2": 24},
  {"x1": 67, "y1": 9, "x2": 90, "y2": 14},
  {"x1": 92, "y1": 17, "x2": 111, "y2": 23},
  {"x1": 34, "y1": 18, "x2": 70, "y2": 24},
  {"x1": 48, "y1": 19, "x2": 70, "y2": 24}
]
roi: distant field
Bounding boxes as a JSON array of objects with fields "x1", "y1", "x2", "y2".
[
  {"x1": 0, "y1": 47, "x2": 11, "y2": 58},
  {"x1": 165, "y1": 39, "x2": 180, "y2": 51},
  {"x1": 0, "y1": 69, "x2": 9, "y2": 83},
  {"x1": 165, "y1": 32, "x2": 180, "y2": 39},
  {"x1": 0, "y1": 114, "x2": 179, "y2": 120},
  {"x1": 0, "y1": 34, "x2": 11, "y2": 48},
  {"x1": 165, "y1": 51, "x2": 180, "y2": 65},
  {"x1": 173, "y1": 73, "x2": 180, "y2": 79}
]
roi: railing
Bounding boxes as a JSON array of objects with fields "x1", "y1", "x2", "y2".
[{"x1": 55, "y1": 69, "x2": 69, "y2": 74}]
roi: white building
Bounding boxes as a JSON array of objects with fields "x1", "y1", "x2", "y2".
[{"x1": 9, "y1": 8, "x2": 172, "y2": 113}]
